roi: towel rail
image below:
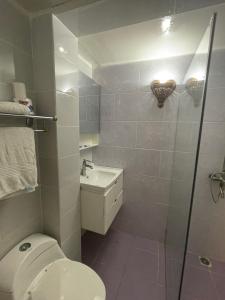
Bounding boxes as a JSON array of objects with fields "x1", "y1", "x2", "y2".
[
  {"x1": 0, "y1": 113, "x2": 57, "y2": 133},
  {"x1": 0, "y1": 112, "x2": 57, "y2": 121}
]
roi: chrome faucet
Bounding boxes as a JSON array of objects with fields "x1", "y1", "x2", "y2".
[{"x1": 81, "y1": 159, "x2": 93, "y2": 176}]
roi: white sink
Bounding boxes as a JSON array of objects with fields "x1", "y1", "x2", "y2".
[{"x1": 80, "y1": 165, "x2": 123, "y2": 192}]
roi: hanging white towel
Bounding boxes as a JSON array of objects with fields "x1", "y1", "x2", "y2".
[
  {"x1": 0, "y1": 127, "x2": 38, "y2": 200},
  {"x1": 0, "y1": 101, "x2": 32, "y2": 115}
]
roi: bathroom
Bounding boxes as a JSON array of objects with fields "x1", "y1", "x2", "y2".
[{"x1": 0, "y1": 0, "x2": 225, "y2": 299}]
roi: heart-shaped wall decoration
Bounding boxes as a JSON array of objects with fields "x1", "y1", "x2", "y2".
[
  {"x1": 185, "y1": 77, "x2": 204, "y2": 107},
  {"x1": 151, "y1": 79, "x2": 176, "y2": 108}
]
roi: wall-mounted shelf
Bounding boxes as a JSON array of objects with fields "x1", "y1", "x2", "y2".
[
  {"x1": 79, "y1": 133, "x2": 99, "y2": 152},
  {"x1": 79, "y1": 144, "x2": 98, "y2": 151}
]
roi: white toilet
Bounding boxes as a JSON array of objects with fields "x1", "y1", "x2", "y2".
[{"x1": 0, "y1": 234, "x2": 106, "y2": 300}]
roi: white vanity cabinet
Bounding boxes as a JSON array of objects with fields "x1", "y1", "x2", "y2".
[{"x1": 81, "y1": 169, "x2": 123, "y2": 235}]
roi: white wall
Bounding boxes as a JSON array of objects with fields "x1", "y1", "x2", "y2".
[
  {"x1": 0, "y1": 0, "x2": 42, "y2": 259},
  {"x1": 32, "y1": 13, "x2": 81, "y2": 260}
]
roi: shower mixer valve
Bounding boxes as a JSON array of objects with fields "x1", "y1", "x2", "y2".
[{"x1": 209, "y1": 172, "x2": 225, "y2": 202}]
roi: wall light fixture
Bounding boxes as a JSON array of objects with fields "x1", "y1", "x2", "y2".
[
  {"x1": 59, "y1": 46, "x2": 65, "y2": 53},
  {"x1": 151, "y1": 79, "x2": 176, "y2": 108},
  {"x1": 185, "y1": 77, "x2": 204, "y2": 107},
  {"x1": 161, "y1": 16, "x2": 173, "y2": 35}
]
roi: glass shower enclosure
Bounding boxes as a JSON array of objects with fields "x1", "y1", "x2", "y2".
[{"x1": 165, "y1": 13, "x2": 217, "y2": 300}]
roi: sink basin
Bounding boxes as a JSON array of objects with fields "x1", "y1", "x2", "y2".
[{"x1": 80, "y1": 165, "x2": 123, "y2": 192}]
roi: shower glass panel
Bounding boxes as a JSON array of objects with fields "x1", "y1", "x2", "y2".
[{"x1": 165, "y1": 14, "x2": 216, "y2": 300}]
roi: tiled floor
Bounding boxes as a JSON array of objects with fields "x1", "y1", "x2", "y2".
[
  {"x1": 181, "y1": 253, "x2": 225, "y2": 300},
  {"x1": 82, "y1": 229, "x2": 166, "y2": 300},
  {"x1": 82, "y1": 229, "x2": 225, "y2": 300},
  {"x1": 164, "y1": 252, "x2": 225, "y2": 300},
  {"x1": 82, "y1": 230, "x2": 225, "y2": 300}
]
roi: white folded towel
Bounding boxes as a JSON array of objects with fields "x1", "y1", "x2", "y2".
[
  {"x1": 0, "y1": 127, "x2": 38, "y2": 200},
  {"x1": 0, "y1": 101, "x2": 32, "y2": 115}
]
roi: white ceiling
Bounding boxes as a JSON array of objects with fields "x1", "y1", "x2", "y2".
[
  {"x1": 78, "y1": 10, "x2": 208, "y2": 66},
  {"x1": 13, "y1": 0, "x2": 100, "y2": 13},
  {"x1": 56, "y1": 4, "x2": 224, "y2": 67},
  {"x1": 14, "y1": 0, "x2": 225, "y2": 15},
  {"x1": 58, "y1": 0, "x2": 225, "y2": 37}
]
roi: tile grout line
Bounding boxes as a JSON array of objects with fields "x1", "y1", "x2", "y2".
[{"x1": 209, "y1": 271, "x2": 221, "y2": 300}]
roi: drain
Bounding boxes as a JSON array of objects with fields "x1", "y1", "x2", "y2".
[{"x1": 199, "y1": 256, "x2": 212, "y2": 267}]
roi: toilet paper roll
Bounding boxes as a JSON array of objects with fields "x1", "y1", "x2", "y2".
[{"x1": 12, "y1": 82, "x2": 27, "y2": 101}]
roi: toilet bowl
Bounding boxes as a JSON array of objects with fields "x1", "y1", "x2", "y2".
[{"x1": 0, "y1": 234, "x2": 106, "y2": 300}]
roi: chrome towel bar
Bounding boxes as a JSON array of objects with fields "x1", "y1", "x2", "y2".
[
  {"x1": 0, "y1": 112, "x2": 57, "y2": 121},
  {"x1": 0, "y1": 112, "x2": 57, "y2": 133}
]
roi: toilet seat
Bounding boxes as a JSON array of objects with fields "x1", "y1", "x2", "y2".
[{"x1": 24, "y1": 258, "x2": 106, "y2": 300}]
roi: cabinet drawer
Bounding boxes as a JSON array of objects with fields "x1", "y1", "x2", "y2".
[
  {"x1": 105, "y1": 174, "x2": 123, "y2": 214},
  {"x1": 105, "y1": 190, "x2": 123, "y2": 232}
]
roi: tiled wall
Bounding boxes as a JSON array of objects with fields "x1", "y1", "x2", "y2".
[
  {"x1": 0, "y1": 0, "x2": 42, "y2": 259},
  {"x1": 32, "y1": 14, "x2": 81, "y2": 260},
  {"x1": 188, "y1": 7, "x2": 225, "y2": 261},
  {"x1": 32, "y1": 13, "x2": 60, "y2": 241},
  {"x1": 93, "y1": 55, "x2": 192, "y2": 242},
  {"x1": 92, "y1": 6, "x2": 225, "y2": 255},
  {"x1": 53, "y1": 16, "x2": 81, "y2": 260},
  {"x1": 56, "y1": 90, "x2": 81, "y2": 260}
]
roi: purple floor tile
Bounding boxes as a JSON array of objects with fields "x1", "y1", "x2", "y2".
[
  {"x1": 166, "y1": 287, "x2": 180, "y2": 300},
  {"x1": 116, "y1": 272, "x2": 164, "y2": 300},
  {"x1": 181, "y1": 293, "x2": 199, "y2": 300},
  {"x1": 166, "y1": 259, "x2": 183, "y2": 291},
  {"x1": 185, "y1": 253, "x2": 211, "y2": 272},
  {"x1": 211, "y1": 272, "x2": 225, "y2": 300},
  {"x1": 82, "y1": 230, "x2": 106, "y2": 245},
  {"x1": 158, "y1": 243, "x2": 166, "y2": 286},
  {"x1": 185, "y1": 253, "x2": 225, "y2": 276},
  {"x1": 94, "y1": 262, "x2": 125, "y2": 300},
  {"x1": 159, "y1": 243, "x2": 165, "y2": 256},
  {"x1": 159, "y1": 251, "x2": 166, "y2": 286},
  {"x1": 158, "y1": 285, "x2": 166, "y2": 300},
  {"x1": 182, "y1": 265, "x2": 219, "y2": 300},
  {"x1": 165, "y1": 244, "x2": 184, "y2": 263},
  {"x1": 133, "y1": 235, "x2": 159, "y2": 254},
  {"x1": 82, "y1": 229, "x2": 223, "y2": 300},
  {"x1": 82, "y1": 229, "x2": 165, "y2": 300},
  {"x1": 105, "y1": 229, "x2": 134, "y2": 247},
  {"x1": 95, "y1": 238, "x2": 131, "y2": 272},
  {"x1": 126, "y1": 248, "x2": 159, "y2": 283},
  {"x1": 210, "y1": 259, "x2": 225, "y2": 275},
  {"x1": 81, "y1": 231, "x2": 105, "y2": 265}
]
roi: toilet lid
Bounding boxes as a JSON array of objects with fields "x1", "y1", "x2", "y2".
[{"x1": 25, "y1": 258, "x2": 106, "y2": 300}]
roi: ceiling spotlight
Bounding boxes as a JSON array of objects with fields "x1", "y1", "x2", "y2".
[
  {"x1": 161, "y1": 16, "x2": 172, "y2": 34},
  {"x1": 58, "y1": 46, "x2": 65, "y2": 53}
]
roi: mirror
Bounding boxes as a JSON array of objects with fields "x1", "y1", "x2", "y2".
[{"x1": 79, "y1": 71, "x2": 100, "y2": 134}]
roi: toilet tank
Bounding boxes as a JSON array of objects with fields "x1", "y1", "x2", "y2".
[{"x1": 0, "y1": 234, "x2": 64, "y2": 300}]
